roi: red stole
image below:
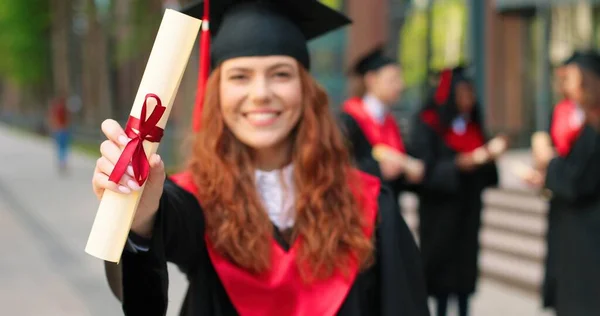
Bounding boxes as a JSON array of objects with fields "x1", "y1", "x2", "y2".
[
  {"x1": 342, "y1": 97, "x2": 406, "y2": 153},
  {"x1": 550, "y1": 99, "x2": 584, "y2": 157},
  {"x1": 169, "y1": 170, "x2": 380, "y2": 316},
  {"x1": 421, "y1": 109, "x2": 485, "y2": 153}
]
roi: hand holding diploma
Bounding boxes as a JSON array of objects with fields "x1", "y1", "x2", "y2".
[
  {"x1": 92, "y1": 117, "x2": 165, "y2": 237},
  {"x1": 511, "y1": 160, "x2": 545, "y2": 188},
  {"x1": 460, "y1": 135, "x2": 509, "y2": 170},
  {"x1": 487, "y1": 135, "x2": 509, "y2": 158},
  {"x1": 85, "y1": 9, "x2": 201, "y2": 262},
  {"x1": 372, "y1": 145, "x2": 425, "y2": 183},
  {"x1": 531, "y1": 131, "x2": 555, "y2": 170}
]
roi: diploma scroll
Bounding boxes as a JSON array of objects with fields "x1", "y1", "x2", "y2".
[
  {"x1": 372, "y1": 145, "x2": 423, "y2": 175},
  {"x1": 85, "y1": 10, "x2": 201, "y2": 263},
  {"x1": 532, "y1": 131, "x2": 552, "y2": 149}
]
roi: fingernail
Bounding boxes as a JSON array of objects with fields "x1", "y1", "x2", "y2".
[
  {"x1": 127, "y1": 180, "x2": 141, "y2": 191},
  {"x1": 118, "y1": 185, "x2": 131, "y2": 194},
  {"x1": 118, "y1": 135, "x2": 129, "y2": 146},
  {"x1": 127, "y1": 165, "x2": 134, "y2": 177},
  {"x1": 155, "y1": 155, "x2": 161, "y2": 164}
]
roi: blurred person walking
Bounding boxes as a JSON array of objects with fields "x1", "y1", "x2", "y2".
[{"x1": 47, "y1": 94, "x2": 71, "y2": 174}]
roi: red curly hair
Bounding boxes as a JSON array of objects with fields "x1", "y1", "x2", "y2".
[{"x1": 188, "y1": 64, "x2": 373, "y2": 280}]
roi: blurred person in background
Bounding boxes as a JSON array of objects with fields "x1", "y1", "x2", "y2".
[
  {"x1": 339, "y1": 46, "x2": 425, "y2": 201},
  {"x1": 95, "y1": 1, "x2": 430, "y2": 315},
  {"x1": 47, "y1": 93, "x2": 71, "y2": 174},
  {"x1": 409, "y1": 66, "x2": 505, "y2": 316},
  {"x1": 524, "y1": 52, "x2": 581, "y2": 312},
  {"x1": 528, "y1": 50, "x2": 600, "y2": 316}
]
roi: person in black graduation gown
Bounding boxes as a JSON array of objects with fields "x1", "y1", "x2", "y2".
[
  {"x1": 409, "y1": 66, "x2": 501, "y2": 316},
  {"x1": 525, "y1": 52, "x2": 583, "y2": 311},
  {"x1": 338, "y1": 46, "x2": 424, "y2": 199},
  {"x1": 528, "y1": 50, "x2": 600, "y2": 316},
  {"x1": 92, "y1": 1, "x2": 430, "y2": 315}
]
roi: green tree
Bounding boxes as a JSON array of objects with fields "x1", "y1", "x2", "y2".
[{"x1": 0, "y1": 0, "x2": 51, "y2": 86}]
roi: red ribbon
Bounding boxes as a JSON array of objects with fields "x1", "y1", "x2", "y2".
[
  {"x1": 434, "y1": 69, "x2": 453, "y2": 105},
  {"x1": 108, "y1": 93, "x2": 166, "y2": 187}
]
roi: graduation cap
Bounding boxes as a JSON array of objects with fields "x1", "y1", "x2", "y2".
[
  {"x1": 567, "y1": 50, "x2": 600, "y2": 77},
  {"x1": 433, "y1": 65, "x2": 472, "y2": 105},
  {"x1": 561, "y1": 51, "x2": 580, "y2": 66},
  {"x1": 180, "y1": 0, "x2": 351, "y2": 131},
  {"x1": 351, "y1": 45, "x2": 396, "y2": 75}
]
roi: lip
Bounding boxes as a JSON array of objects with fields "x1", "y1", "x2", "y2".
[{"x1": 242, "y1": 110, "x2": 282, "y2": 127}]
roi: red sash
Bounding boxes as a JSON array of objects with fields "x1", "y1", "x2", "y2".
[
  {"x1": 550, "y1": 99, "x2": 584, "y2": 157},
  {"x1": 421, "y1": 109, "x2": 485, "y2": 153},
  {"x1": 169, "y1": 170, "x2": 380, "y2": 316},
  {"x1": 342, "y1": 97, "x2": 405, "y2": 153}
]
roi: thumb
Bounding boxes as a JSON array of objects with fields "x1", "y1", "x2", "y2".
[{"x1": 147, "y1": 154, "x2": 166, "y2": 183}]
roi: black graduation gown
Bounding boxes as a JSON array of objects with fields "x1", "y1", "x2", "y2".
[
  {"x1": 544, "y1": 124, "x2": 600, "y2": 316},
  {"x1": 119, "y1": 177, "x2": 430, "y2": 316},
  {"x1": 338, "y1": 112, "x2": 413, "y2": 198},
  {"x1": 540, "y1": 107, "x2": 563, "y2": 309},
  {"x1": 408, "y1": 118, "x2": 498, "y2": 296}
]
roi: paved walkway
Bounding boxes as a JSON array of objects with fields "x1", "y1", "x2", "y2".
[{"x1": 0, "y1": 123, "x2": 553, "y2": 316}]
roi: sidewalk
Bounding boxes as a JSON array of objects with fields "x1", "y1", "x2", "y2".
[{"x1": 0, "y1": 123, "x2": 551, "y2": 316}]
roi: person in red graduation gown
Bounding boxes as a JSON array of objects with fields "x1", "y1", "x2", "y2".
[
  {"x1": 339, "y1": 46, "x2": 424, "y2": 199},
  {"x1": 527, "y1": 50, "x2": 600, "y2": 316},
  {"x1": 92, "y1": 1, "x2": 430, "y2": 315},
  {"x1": 527, "y1": 52, "x2": 583, "y2": 311},
  {"x1": 409, "y1": 66, "x2": 500, "y2": 316}
]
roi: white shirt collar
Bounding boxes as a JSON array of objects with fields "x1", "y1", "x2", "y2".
[
  {"x1": 571, "y1": 103, "x2": 585, "y2": 128},
  {"x1": 254, "y1": 164, "x2": 295, "y2": 230},
  {"x1": 362, "y1": 94, "x2": 387, "y2": 124},
  {"x1": 451, "y1": 114, "x2": 470, "y2": 135}
]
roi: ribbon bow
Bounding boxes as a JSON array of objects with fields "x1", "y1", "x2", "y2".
[{"x1": 109, "y1": 93, "x2": 166, "y2": 187}]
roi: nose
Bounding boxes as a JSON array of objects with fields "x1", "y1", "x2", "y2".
[{"x1": 250, "y1": 75, "x2": 270, "y2": 105}]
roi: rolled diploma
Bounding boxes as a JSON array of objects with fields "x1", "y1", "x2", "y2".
[
  {"x1": 532, "y1": 131, "x2": 552, "y2": 149},
  {"x1": 85, "y1": 9, "x2": 201, "y2": 263},
  {"x1": 372, "y1": 144, "x2": 421, "y2": 174}
]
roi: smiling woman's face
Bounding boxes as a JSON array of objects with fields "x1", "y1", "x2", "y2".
[{"x1": 219, "y1": 55, "x2": 303, "y2": 151}]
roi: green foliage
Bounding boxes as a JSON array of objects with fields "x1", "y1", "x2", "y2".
[
  {"x1": 399, "y1": 0, "x2": 468, "y2": 88},
  {"x1": 399, "y1": 10, "x2": 428, "y2": 88},
  {"x1": 0, "y1": 0, "x2": 51, "y2": 86},
  {"x1": 113, "y1": 0, "x2": 162, "y2": 66}
]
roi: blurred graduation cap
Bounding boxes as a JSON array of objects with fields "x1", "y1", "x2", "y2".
[
  {"x1": 180, "y1": 0, "x2": 351, "y2": 131},
  {"x1": 561, "y1": 51, "x2": 580, "y2": 66},
  {"x1": 432, "y1": 65, "x2": 473, "y2": 105},
  {"x1": 565, "y1": 50, "x2": 600, "y2": 77},
  {"x1": 351, "y1": 45, "x2": 396, "y2": 76}
]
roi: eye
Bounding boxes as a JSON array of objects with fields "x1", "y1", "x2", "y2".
[
  {"x1": 274, "y1": 71, "x2": 292, "y2": 78},
  {"x1": 229, "y1": 74, "x2": 247, "y2": 81}
]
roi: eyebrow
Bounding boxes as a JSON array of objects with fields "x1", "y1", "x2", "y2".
[{"x1": 225, "y1": 62, "x2": 295, "y2": 74}]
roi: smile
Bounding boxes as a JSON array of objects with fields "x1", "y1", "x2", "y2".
[{"x1": 243, "y1": 111, "x2": 281, "y2": 127}]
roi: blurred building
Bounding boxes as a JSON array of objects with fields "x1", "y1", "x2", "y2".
[
  {"x1": 487, "y1": 1, "x2": 600, "y2": 146},
  {"x1": 314, "y1": 0, "x2": 600, "y2": 147}
]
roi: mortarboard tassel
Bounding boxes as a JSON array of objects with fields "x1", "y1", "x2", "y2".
[
  {"x1": 434, "y1": 68, "x2": 452, "y2": 106},
  {"x1": 192, "y1": 0, "x2": 211, "y2": 132}
]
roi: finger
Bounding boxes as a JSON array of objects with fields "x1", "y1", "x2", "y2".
[
  {"x1": 101, "y1": 119, "x2": 129, "y2": 147},
  {"x1": 93, "y1": 171, "x2": 133, "y2": 195},
  {"x1": 96, "y1": 157, "x2": 141, "y2": 191},
  {"x1": 148, "y1": 154, "x2": 166, "y2": 180},
  {"x1": 100, "y1": 140, "x2": 124, "y2": 165}
]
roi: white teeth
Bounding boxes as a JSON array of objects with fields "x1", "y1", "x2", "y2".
[{"x1": 246, "y1": 112, "x2": 277, "y2": 123}]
